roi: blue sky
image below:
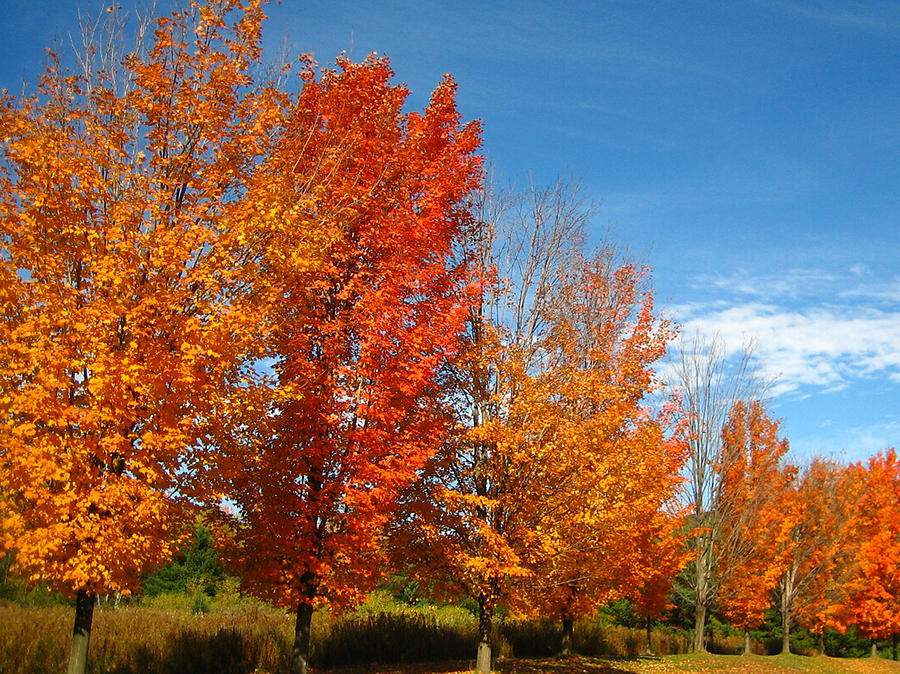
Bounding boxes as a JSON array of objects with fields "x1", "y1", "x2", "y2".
[{"x1": 2, "y1": 0, "x2": 898, "y2": 465}]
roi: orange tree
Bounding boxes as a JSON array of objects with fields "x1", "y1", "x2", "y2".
[
  {"x1": 791, "y1": 461, "x2": 860, "y2": 654},
  {"x1": 767, "y1": 459, "x2": 861, "y2": 655},
  {"x1": 839, "y1": 450, "x2": 900, "y2": 657},
  {"x1": 0, "y1": 2, "x2": 301, "y2": 673},
  {"x1": 627, "y1": 508, "x2": 691, "y2": 655},
  {"x1": 218, "y1": 57, "x2": 482, "y2": 674},
  {"x1": 714, "y1": 401, "x2": 792, "y2": 654},
  {"x1": 394, "y1": 184, "x2": 684, "y2": 674},
  {"x1": 669, "y1": 334, "x2": 765, "y2": 652}
]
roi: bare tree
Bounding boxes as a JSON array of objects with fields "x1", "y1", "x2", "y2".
[{"x1": 670, "y1": 332, "x2": 767, "y2": 652}]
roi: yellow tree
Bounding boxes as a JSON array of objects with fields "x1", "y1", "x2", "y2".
[
  {"x1": 396, "y1": 184, "x2": 683, "y2": 673},
  {"x1": 0, "y1": 3, "x2": 311, "y2": 672},
  {"x1": 522, "y1": 260, "x2": 687, "y2": 652}
]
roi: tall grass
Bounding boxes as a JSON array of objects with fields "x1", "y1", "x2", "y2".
[
  {"x1": 0, "y1": 603, "x2": 294, "y2": 674},
  {"x1": 1, "y1": 592, "x2": 698, "y2": 673},
  {"x1": 500, "y1": 617, "x2": 690, "y2": 659}
]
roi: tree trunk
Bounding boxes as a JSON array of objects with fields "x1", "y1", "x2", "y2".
[
  {"x1": 476, "y1": 596, "x2": 493, "y2": 674},
  {"x1": 743, "y1": 630, "x2": 751, "y2": 656},
  {"x1": 291, "y1": 572, "x2": 317, "y2": 674},
  {"x1": 66, "y1": 590, "x2": 95, "y2": 674},
  {"x1": 871, "y1": 640, "x2": 879, "y2": 658},
  {"x1": 817, "y1": 632, "x2": 825, "y2": 656},
  {"x1": 781, "y1": 609, "x2": 791, "y2": 655},
  {"x1": 892, "y1": 634, "x2": 897, "y2": 660},
  {"x1": 561, "y1": 616, "x2": 574, "y2": 655},
  {"x1": 692, "y1": 603, "x2": 707, "y2": 653},
  {"x1": 645, "y1": 615, "x2": 653, "y2": 655},
  {"x1": 692, "y1": 541, "x2": 709, "y2": 653},
  {"x1": 780, "y1": 569, "x2": 794, "y2": 655}
]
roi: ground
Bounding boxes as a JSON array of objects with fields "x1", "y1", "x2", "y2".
[{"x1": 321, "y1": 653, "x2": 900, "y2": 673}]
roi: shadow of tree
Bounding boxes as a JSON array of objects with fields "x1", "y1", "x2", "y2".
[
  {"x1": 106, "y1": 628, "x2": 267, "y2": 674},
  {"x1": 494, "y1": 654, "x2": 649, "y2": 673}
]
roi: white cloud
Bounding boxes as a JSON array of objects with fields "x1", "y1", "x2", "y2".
[
  {"x1": 839, "y1": 278, "x2": 900, "y2": 303},
  {"x1": 670, "y1": 300, "x2": 900, "y2": 396}
]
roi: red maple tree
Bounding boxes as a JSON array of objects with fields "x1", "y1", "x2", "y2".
[{"x1": 220, "y1": 56, "x2": 482, "y2": 674}]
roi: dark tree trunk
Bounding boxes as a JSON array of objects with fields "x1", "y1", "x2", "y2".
[
  {"x1": 562, "y1": 616, "x2": 574, "y2": 655},
  {"x1": 892, "y1": 634, "x2": 898, "y2": 660},
  {"x1": 692, "y1": 603, "x2": 707, "y2": 652},
  {"x1": 645, "y1": 615, "x2": 653, "y2": 655},
  {"x1": 817, "y1": 632, "x2": 825, "y2": 656},
  {"x1": 743, "y1": 630, "x2": 751, "y2": 656},
  {"x1": 66, "y1": 590, "x2": 95, "y2": 674},
  {"x1": 291, "y1": 572, "x2": 317, "y2": 674},
  {"x1": 476, "y1": 596, "x2": 493, "y2": 674}
]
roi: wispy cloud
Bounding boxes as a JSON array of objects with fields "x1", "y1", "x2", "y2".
[
  {"x1": 760, "y1": 0, "x2": 900, "y2": 35},
  {"x1": 604, "y1": 156, "x2": 820, "y2": 221},
  {"x1": 794, "y1": 418, "x2": 900, "y2": 464},
  {"x1": 690, "y1": 268, "x2": 842, "y2": 299},
  {"x1": 670, "y1": 268, "x2": 900, "y2": 396}
]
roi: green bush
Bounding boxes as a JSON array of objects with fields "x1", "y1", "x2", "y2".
[{"x1": 141, "y1": 525, "x2": 224, "y2": 599}]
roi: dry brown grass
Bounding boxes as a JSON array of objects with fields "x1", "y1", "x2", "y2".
[
  {"x1": 3, "y1": 602, "x2": 897, "y2": 673},
  {"x1": 0, "y1": 603, "x2": 294, "y2": 673}
]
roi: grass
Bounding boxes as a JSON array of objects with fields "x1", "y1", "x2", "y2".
[
  {"x1": 324, "y1": 652, "x2": 900, "y2": 673},
  {"x1": 0, "y1": 603, "x2": 295, "y2": 674},
  {"x1": 2, "y1": 593, "x2": 899, "y2": 673}
]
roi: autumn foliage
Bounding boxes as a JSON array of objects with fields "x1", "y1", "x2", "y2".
[
  {"x1": 218, "y1": 54, "x2": 482, "y2": 674},
  {"x1": 0, "y1": 0, "x2": 284, "y2": 602},
  {"x1": 4, "y1": 2, "x2": 900, "y2": 673},
  {"x1": 395, "y1": 191, "x2": 687, "y2": 672},
  {"x1": 839, "y1": 450, "x2": 900, "y2": 645},
  {"x1": 715, "y1": 401, "x2": 792, "y2": 640},
  {"x1": 0, "y1": 2, "x2": 480, "y2": 673}
]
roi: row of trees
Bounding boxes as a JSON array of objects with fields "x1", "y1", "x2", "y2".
[
  {"x1": 673, "y1": 342, "x2": 900, "y2": 660},
  {"x1": 699, "y1": 429, "x2": 900, "y2": 660},
  {"x1": 0, "y1": 2, "x2": 897, "y2": 674}
]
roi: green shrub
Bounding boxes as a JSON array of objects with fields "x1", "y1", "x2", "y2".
[{"x1": 141, "y1": 525, "x2": 224, "y2": 599}]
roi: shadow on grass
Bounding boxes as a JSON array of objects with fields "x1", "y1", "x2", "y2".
[
  {"x1": 315, "y1": 662, "x2": 474, "y2": 673},
  {"x1": 105, "y1": 628, "x2": 272, "y2": 674},
  {"x1": 493, "y1": 654, "x2": 649, "y2": 673}
]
